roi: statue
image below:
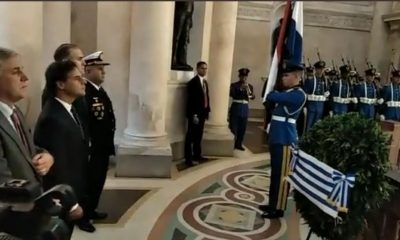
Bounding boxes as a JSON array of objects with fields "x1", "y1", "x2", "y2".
[{"x1": 171, "y1": 2, "x2": 194, "y2": 71}]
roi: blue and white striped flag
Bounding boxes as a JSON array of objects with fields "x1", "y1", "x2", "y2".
[{"x1": 286, "y1": 148, "x2": 356, "y2": 218}]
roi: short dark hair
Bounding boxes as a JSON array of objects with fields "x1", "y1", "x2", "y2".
[
  {"x1": 53, "y1": 43, "x2": 79, "y2": 62},
  {"x1": 196, "y1": 61, "x2": 207, "y2": 69},
  {"x1": 45, "y1": 60, "x2": 77, "y2": 96}
]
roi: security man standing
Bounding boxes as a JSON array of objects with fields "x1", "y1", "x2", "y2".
[
  {"x1": 81, "y1": 51, "x2": 116, "y2": 224},
  {"x1": 380, "y1": 70, "x2": 400, "y2": 121},
  {"x1": 229, "y1": 68, "x2": 255, "y2": 151},
  {"x1": 354, "y1": 67, "x2": 382, "y2": 119},
  {"x1": 303, "y1": 60, "x2": 329, "y2": 130},
  {"x1": 259, "y1": 61, "x2": 306, "y2": 219},
  {"x1": 330, "y1": 65, "x2": 355, "y2": 115}
]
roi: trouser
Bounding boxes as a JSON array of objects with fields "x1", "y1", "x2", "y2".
[
  {"x1": 333, "y1": 103, "x2": 348, "y2": 115},
  {"x1": 184, "y1": 116, "x2": 206, "y2": 163},
  {"x1": 358, "y1": 103, "x2": 375, "y2": 119},
  {"x1": 87, "y1": 151, "x2": 110, "y2": 215},
  {"x1": 305, "y1": 102, "x2": 324, "y2": 131},
  {"x1": 268, "y1": 144, "x2": 291, "y2": 211},
  {"x1": 229, "y1": 116, "x2": 248, "y2": 148}
]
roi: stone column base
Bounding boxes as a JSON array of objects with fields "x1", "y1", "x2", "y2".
[
  {"x1": 115, "y1": 144, "x2": 172, "y2": 178},
  {"x1": 201, "y1": 124, "x2": 234, "y2": 157}
]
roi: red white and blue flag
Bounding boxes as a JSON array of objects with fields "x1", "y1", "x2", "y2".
[{"x1": 263, "y1": 1, "x2": 304, "y2": 102}]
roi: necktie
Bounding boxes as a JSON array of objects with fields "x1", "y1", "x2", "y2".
[
  {"x1": 10, "y1": 109, "x2": 29, "y2": 152},
  {"x1": 203, "y1": 80, "x2": 208, "y2": 108},
  {"x1": 70, "y1": 107, "x2": 84, "y2": 138}
]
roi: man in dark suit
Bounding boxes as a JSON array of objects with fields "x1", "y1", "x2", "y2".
[
  {"x1": 0, "y1": 47, "x2": 82, "y2": 237},
  {"x1": 41, "y1": 43, "x2": 86, "y2": 109},
  {"x1": 184, "y1": 61, "x2": 210, "y2": 166},
  {"x1": 34, "y1": 60, "x2": 94, "y2": 233},
  {"x1": 79, "y1": 51, "x2": 115, "y2": 221}
]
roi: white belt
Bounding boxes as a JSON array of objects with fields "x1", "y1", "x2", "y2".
[
  {"x1": 387, "y1": 101, "x2": 400, "y2": 107},
  {"x1": 359, "y1": 97, "x2": 376, "y2": 105},
  {"x1": 307, "y1": 94, "x2": 326, "y2": 101},
  {"x1": 232, "y1": 100, "x2": 249, "y2": 104},
  {"x1": 333, "y1": 97, "x2": 350, "y2": 104},
  {"x1": 271, "y1": 115, "x2": 296, "y2": 124}
]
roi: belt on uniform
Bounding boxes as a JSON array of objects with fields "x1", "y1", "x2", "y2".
[
  {"x1": 232, "y1": 100, "x2": 249, "y2": 104},
  {"x1": 271, "y1": 115, "x2": 296, "y2": 124},
  {"x1": 333, "y1": 97, "x2": 350, "y2": 104},
  {"x1": 307, "y1": 94, "x2": 326, "y2": 101},
  {"x1": 387, "y1": 101, "x2": 400, "y2": 107},
  {"x1": 359, "y1": 97, "x2": 376, "y2": 105}
]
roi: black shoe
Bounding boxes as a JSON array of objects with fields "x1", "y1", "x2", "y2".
[
  {"x1": 258, "y1": 204, "x2": 272, "y2": 212},
  {"x1": 235, "y1": 146, "x2": 245, "y2": 151},
  {"x1": 90, "y1": 211, "x2": 108, "y2": 220},
  {"x1": 261, "y1": 210, "x2": 284, "y2": 219},
  {"x1": 185, "y1": 161, "x2": 198, "y2": 167},
  {"x1": 194, "y1": 156, "x2": 208, "y2": 162},
  {"x1": 77, "y1": 220, "x2": 96, "y2": 233}
]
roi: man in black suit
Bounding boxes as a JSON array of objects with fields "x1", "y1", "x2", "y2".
[
  {"x1": 184, "y1": 61, "x2": 210, "y2": 166},
  {"x1": 41, "y1": 43, "x2": 86, "y2": 108},
  {"x1": 0, "y1": 47, "x2": 82, "y2": 238},
  {"x1": 79, "y1": 51, "x2": 115, "y2": 221},
  {"x1": 34, "y1": 60, "x2": 94, "y2": 233}
]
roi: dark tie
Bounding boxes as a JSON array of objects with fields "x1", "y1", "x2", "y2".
[
  {"x1": 10, "y1": 109, "x2": 30, "y2": 152},
  {"x1": 203, "y1": 80, "x2": 208, "y2": 108},
  {"x1": 70, "y1": 107, "x2": 84, "y2": 138}
]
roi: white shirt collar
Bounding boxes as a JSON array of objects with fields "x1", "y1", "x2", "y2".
[
  {"x1": 87, "y1": 79, "x2": 101, "y2": 91},
  {"x1": 198, "y1": 75, "x2": 205, "y2": 86},
  {"x1": 0, "y1": 101, "x2": 14, "y2": 119},
  {"x1": 55, "y1": 97, "x2": 72, "y2": 113},
  {"x1": 0, "y1": 101, "x2": 17, "y2": 130}
]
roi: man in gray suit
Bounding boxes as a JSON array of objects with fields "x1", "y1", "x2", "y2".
[{"x1": 0, "y1": 47, "x2": 82, "y2": 221}]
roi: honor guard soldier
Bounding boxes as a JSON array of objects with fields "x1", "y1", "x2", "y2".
[
  {"x1": 380, "y1": 70, "x2": 400, "y2": 121},
  {"x1": 229, "y1": 68, "x2": 255, "y2": 150},
  {"x1": 330, "y1": 65, "x2": 355, "y2": 115},
  {"x1": 303, "y1": 60, "x2": 329, "y2": 131},
  {"x1": 259, "y1": 61, "x2": 306, "y2": 219},
  {"x1": 82, "y1": 51, "x2": 116, "y2": 223},
  {"x1": 354, "y1": 67, "x2": 381, "y2": 118}
]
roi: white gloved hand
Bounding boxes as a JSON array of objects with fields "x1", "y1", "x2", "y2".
[
  {"x1": 352, "y1": 98, "x2": 358, "y2": 104},
  {"x1": 324, "y1": 91, "x2": 330, "y2": 98},
  {"x1": 193, "y1": 115, "x2": 200, "y2": 125},
  {"x1": 377, "y1": 98, "x2": 384, "y2": 105},
  {"x1": 379, "y1": 115, "x2": 385, "y2": 121}
]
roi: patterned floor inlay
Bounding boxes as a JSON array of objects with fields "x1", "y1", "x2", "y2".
[
  {"x1": 148, "y1": 164, "x2": 296, "y2": 240},
  {"x1": 176, "y1": 158, "x2": 220, "y2": 172},
  {"x1": 94, "y1": 189, "x2": 150, "y2": 224}
]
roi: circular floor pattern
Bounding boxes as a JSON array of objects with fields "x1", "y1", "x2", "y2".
[{"x1": 148, "y1": 164, "x2": 291, "y2": 240}]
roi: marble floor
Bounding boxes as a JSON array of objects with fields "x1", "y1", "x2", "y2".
[{"x1": 72, "y1": 120, "x2": 319, "y2": 240}]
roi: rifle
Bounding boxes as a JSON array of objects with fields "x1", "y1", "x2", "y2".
[
  {"x1": 387, "y1": 49, "x2": 396, "y2": 83},
  {"x1": 316, "y1": 48, "x2": 321, "y2": 61}
]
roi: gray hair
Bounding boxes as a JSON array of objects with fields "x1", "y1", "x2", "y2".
[{"x1": 0, "y1": 47, "x2": 18, "y2": 72}]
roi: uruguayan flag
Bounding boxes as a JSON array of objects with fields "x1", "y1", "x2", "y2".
[{"x1": 286, "y1": 148, "x2": 356, "y2": 218}]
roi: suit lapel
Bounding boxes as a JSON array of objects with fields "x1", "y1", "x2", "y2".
[{"x1": 0, "y1": 112, "x2": 33, "y2": 165}]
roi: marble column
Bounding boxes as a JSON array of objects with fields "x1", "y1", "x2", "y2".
[
  {"x1": 383, "y1": 5, "x2": 400, "y2": 73},
  {"x1": 367, "y1": 2, "x2": 393, "y2": 82},
  {"x1": 116, "y1": 2, "x2": 174, "y2": 178},
  {"x1": 202, "y1": 2, "x2": 238, "y2": 157},
  {"x1": 0, "y1": 2, "x2": 43, "y2": 128},
  {"x1": 97, "y1": 2, "x2": 131, "y2": 145},
  {"x1": 71, "y1": 1, "x2": 97, "y2": 54},
  {"x1": 43, "y1": 2, "x2": 71, "y2": 88}
]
